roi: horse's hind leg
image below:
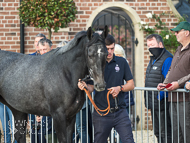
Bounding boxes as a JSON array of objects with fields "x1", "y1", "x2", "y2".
[
  {"x1": 11, "y1": 109, "x2": 27, "y2": 143},
  {"x1": 0, "y1": 97, "x2": 27, "y2": 143}
]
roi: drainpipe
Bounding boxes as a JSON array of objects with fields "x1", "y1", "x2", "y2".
[{"x1": 20, "y1": 0, "x2": 24, "y2": 54}]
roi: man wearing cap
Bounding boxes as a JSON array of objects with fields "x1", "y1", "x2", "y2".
[{"x1": 157, "y1": 21, "x2": 190, "y2": 142}]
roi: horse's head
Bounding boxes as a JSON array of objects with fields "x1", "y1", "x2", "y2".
[{"x1": 85, "y1": 26, "x2": 108, "y2": 91}]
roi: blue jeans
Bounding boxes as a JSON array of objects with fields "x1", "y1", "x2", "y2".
[
  {"x1": 75, "y1": 107, "x2": 92, "y2": 143},
  {"x1": 0, "y1": 102, "x2": 17, "y2": 143},
  {"x1": 31, "y1": 128, "x2": 46, "y2": 143},
  {"x1": 29, "y1": 114, "x2": 46, "y2": 143}
]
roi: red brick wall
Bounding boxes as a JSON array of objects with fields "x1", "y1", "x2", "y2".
[{"x1": 0, "y1": 0, "x2": 178, "y2": 128}]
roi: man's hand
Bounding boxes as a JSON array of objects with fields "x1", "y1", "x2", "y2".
[
  {"x1": 78, "y1": 79, "x2": 87, "y2": 90},
  {"x1": 166, "y1": 81, "x2": 179, "y2": 91},
  {"x1": 36, "y1": 116, "x2": 42, "y2": 122},
  {"x1": 108, "y1": 86, "x2": 121, "y2": 98},
  {"x1": 157, "y1": 83, "x2": 166, "y2": 90},
  {"x1": 185, "y1": 81, "x2": 190, "y2": 90}
]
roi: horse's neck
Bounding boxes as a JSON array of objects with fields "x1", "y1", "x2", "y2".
[
  {"x1": 68, "y1": 39, "x2": 88, "y2": 71},
  {"x1": 56, "y1": 39, "x2": 89, "y2": 82}
]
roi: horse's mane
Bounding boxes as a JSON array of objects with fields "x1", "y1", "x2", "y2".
[{"x1": 48, "y1": 31, "x2": 87, "y2": 56}]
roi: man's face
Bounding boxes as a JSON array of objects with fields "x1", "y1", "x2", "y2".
[
  {"x1": 174, "y1": 29, "x2": 186, "y2": 43},
  {"x1": 106, "y1": 43, "x2": 115, "y2": 61},
  {"x1": 147, "y1": 37, "x2": 162, "y2": 48},
  {"x1": 34, "y1": 37, "x2": 44, "y2": 52},
  {"x1": 39, "y1": 43, "x2": 52, "y2": 55}
]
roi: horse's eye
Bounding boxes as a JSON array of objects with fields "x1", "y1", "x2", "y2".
[{"x1": 88, "y1": 47, "x2": 94, "y2": 57}]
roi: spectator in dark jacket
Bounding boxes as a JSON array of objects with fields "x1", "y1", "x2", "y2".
[{"x1": 146, "y1": 34, "x2": 172, "y2": 143}]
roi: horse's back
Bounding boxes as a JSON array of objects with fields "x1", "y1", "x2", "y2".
[{"x1": 0, "y1": 50, "x2": 40, "y2": 74}]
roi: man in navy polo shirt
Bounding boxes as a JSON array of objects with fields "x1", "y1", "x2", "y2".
[{"x1": 78, "y1": 34, "x2": 135, "y2": 143}]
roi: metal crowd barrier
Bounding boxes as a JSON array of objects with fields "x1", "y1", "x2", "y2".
[{"x1": 0, "y1": 87, "x2": 188, "y2": 143}]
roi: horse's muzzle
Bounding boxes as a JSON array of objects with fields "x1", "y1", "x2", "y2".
[{"x1": 94, "y1": 82, "x2": 106, "y2": 92}]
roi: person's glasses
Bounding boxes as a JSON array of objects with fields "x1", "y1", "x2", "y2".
[{"x1": 175, "y1": 29, "x2": 184, "y2": 34}]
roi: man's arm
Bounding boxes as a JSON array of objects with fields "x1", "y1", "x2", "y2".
[
  {"x1": 122, "y1": 79, "x2": 135, "y2": 92},
  {"x1": 162, "y1": 55, "x2": 172, "y2": 84},
  {"x1": 160, "y1": 66, "x2": 179, "y2": 91},
  {"x1": 166, "y1": 69, "x2": 190, "y2": 91},
  {"x1": 177, "y1": 74, "x2": 190, "y2": 87},
  {"x1": 163, "y1": 66, "x2": 171, "y2": 84},
  {"x1": 109, "y1": 79, "x2": 134, "y2": 99}
]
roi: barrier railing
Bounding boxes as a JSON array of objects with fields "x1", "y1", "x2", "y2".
[{"x1": 0, "y1": 87, "x2": 188, "y2": 143}]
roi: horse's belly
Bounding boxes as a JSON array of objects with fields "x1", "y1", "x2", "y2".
[{"x1": 1, "y1": 92, "x2": 50, "y2": 116}]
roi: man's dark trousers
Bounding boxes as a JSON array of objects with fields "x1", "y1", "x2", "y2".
[
  {"x1": 151, "y1": 109, "x2": 171, "y2": 143},
  {"x1": 170, "y1": 102, "x2": 190, "y2": 143},
  {"x1": 93, "y1": 109, "x2": 134, "y2": 143}
]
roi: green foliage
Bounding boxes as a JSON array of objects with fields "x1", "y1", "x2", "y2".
[
  {"x1": 139, "y1": 12, "x2": 187, "y2": 54},
  {"x1": 18, "y1": 0, "x2": 77, "y2": 39}
]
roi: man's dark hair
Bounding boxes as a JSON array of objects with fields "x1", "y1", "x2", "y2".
[
  {"x1": 35, "y1": 33, "x2": 46, "y2": 39},
  {"x1": 146, "y1": 34, "x2": 164, "y2": 46},
  {"x1": 105, "y1": 34, "x2": 115, "y2": 46},
  {"x1": 37, "y1": 38, "x2": 52, "y2": 47}
]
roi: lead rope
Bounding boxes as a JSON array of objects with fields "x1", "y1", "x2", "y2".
[{"x1": 83, "y1": 87, "x2": 111, "y2": 116}]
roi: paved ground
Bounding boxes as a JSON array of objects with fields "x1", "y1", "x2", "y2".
[
  {"x1": 133, "y1": 130, "x2": 158, "y2": 143},
  {"x1": 1, "y1": 130, "x2": 158, "y2": 143}
]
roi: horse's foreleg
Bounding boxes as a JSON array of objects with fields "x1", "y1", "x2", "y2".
[
  {"x1": 11, "y1": 109, "x2": 27, "y2": 143},
  {"x1": 66, "y1": 116, "x2": 76, "y2": 143},
  {"x1": 51, "y1": 111, "x2": 67, "y2": 143}
]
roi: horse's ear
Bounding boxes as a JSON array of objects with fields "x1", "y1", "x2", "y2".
[
  {"x1": 87, "y1": 27, "x2": 92, "y2": 40},
  {"x1": 101, "y1": 25, "x2": 108, "y2": 39}
]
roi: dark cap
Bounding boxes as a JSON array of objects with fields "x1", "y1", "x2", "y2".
[{"x1": 170, "y1": 21, "x2": 190, "y2": 31}]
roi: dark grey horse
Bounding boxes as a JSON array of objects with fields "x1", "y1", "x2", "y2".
[{"x1": 0, "y1": 26, "x2": 108, "y2": 143}]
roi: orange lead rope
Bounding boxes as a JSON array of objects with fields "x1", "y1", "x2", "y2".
[{"x1": 83, "y1": 87, "x2": 111, "y2": 116}]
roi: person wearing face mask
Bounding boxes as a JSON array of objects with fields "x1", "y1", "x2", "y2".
[{"x1": 145, "y1": 34, "x2": 172, "y2": 143}]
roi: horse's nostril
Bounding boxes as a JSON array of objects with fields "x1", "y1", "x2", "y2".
[{"x1": 95, "y1": 83, "x2": 106, "y2": 92}]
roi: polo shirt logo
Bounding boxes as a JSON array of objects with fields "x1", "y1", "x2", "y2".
[
  {"x1": 115, "y1": 64, "x2": 120, "y2": 72},
  {"x1": 152, "y1": 66, "x2": 158, "y2": 70}
]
